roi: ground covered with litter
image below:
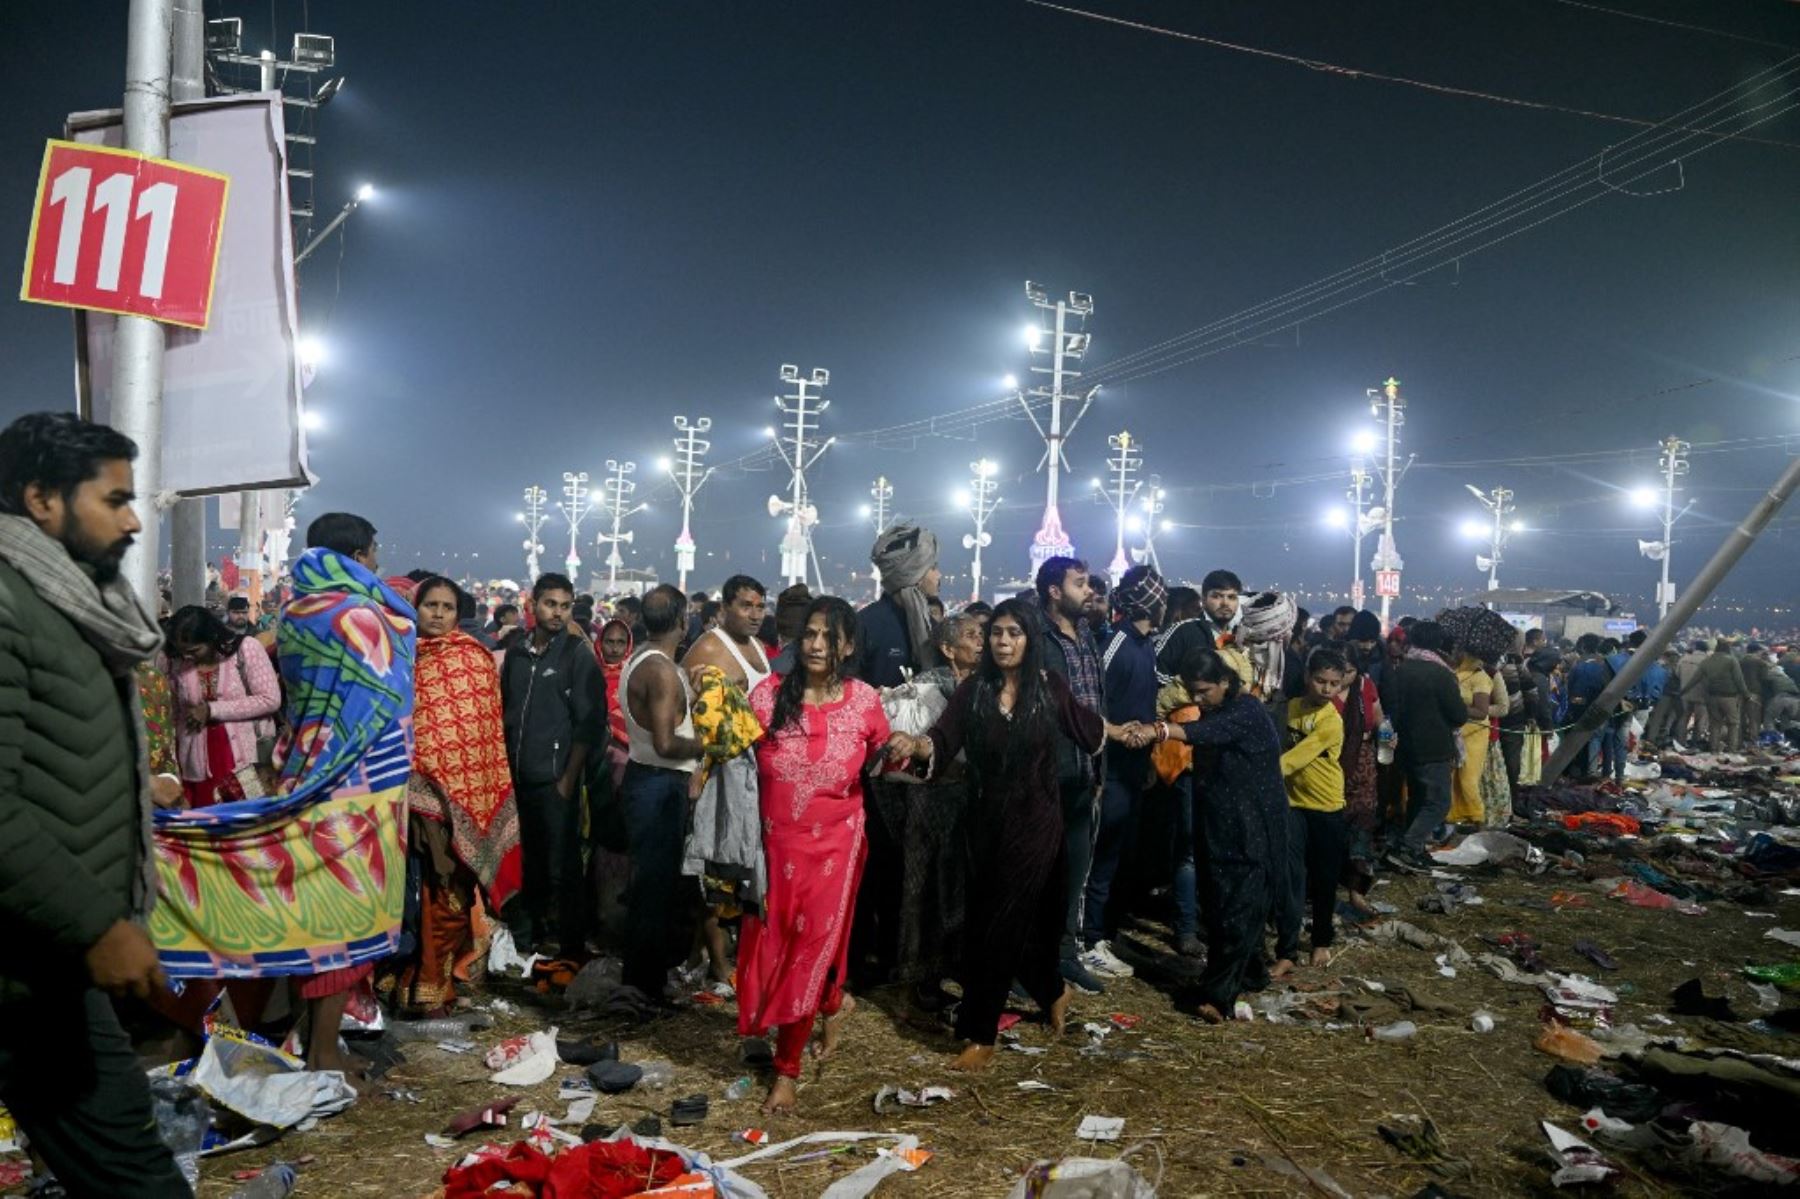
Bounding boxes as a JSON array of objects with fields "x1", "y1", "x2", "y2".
[{"x1": 5, "y1": 747, "x2": 1799, "y2": 1198}]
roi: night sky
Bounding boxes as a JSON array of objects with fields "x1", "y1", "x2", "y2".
[{"x1": 5, "y1": 1, "x2": 1799, "y2": 620}]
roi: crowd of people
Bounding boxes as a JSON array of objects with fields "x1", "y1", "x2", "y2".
[{"x1": 4, "y1": 411, "x2": 1798, "y2": 1194}]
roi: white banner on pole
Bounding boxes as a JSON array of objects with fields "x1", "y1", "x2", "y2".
[{"x1": 72, "y1": 93, "x2": 308, "y2": 495}]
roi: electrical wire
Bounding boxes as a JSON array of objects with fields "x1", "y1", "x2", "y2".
[
  {"x1": 1025, "y1": 1, "x2": 1800, "y2": 148},
  {"x1": 1526, "y1": 0, "x2": 1798, "y2": 51}
]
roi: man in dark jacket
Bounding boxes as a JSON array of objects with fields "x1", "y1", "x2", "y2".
[
  {"x1": 0, "y1": 413, "x2": 189, "y2": 1196},
  {"x1": 1037, "y1": 557, "x2": 1107, "y2": 993},
  {"x1": 1381, "y1": 620, "x2": 1469, "y2": 873},
  {"x1": 502, "y1": 571, "x2": 603, "y2": 957}
]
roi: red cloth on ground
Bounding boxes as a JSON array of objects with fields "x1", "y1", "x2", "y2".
[
  {"x1": 1560, "y1": 811, "x2": 1641, "y2": 836},
  {"x1": 442, "y1": 1138, "x2": 686, "y2": 1199}
]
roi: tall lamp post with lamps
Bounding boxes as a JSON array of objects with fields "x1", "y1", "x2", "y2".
[
  {"x1": 961, "y1": 458, "x2": 1001, "y2": 603},
  {"x1": 518, "y1": 485, "x2": 548, "y2": 581}
]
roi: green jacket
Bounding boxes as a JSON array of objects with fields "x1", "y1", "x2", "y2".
[
  {"x1": 0, "y1": 559, "x2": 144, "y2": 1004},
  {"x1": 1695, "y1": 650, "x2": 1748, "y2": 700}
]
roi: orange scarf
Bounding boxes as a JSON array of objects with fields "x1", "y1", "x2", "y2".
[{"x1": 414, "y1": 630, "x2": 512, "y2": 831}]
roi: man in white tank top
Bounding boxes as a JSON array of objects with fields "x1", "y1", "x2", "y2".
[
  {"x1": 681, "y1": 575, "x2": 770, "y2": 691},
  {"x1": 619, "y1": 585, "x2": 706, "y2": 999}
]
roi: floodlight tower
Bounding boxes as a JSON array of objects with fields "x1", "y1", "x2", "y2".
[
  {"x1": 1019, "y1": 282, "x2": 1097, "y2": 577},
  {"x1": 558, "y1": 471, "x2": 591, "y2": 577},
  {"x1": 1131, "y1": 474, "x2": 1166, "y2": 574},
  {"x1": 1346, "y1": 456, "x2": 1373, "y2": 609},
  {"x1": 962, "y1": 459, "x2": 1001, "y2": 603},
  {"x1": 1464, "y1": 484, "x2": 1518, "y2": 591},
  {"x1": 1095, "y1": 430, "x2": 1143, "y2": 585},
  {"x1": 768, "y1": 365, "x2": 835, "y2": 589},
  {"x1": 518, "y1": 485, "x2": 548, "y2": 581},
  {"x1": 667, "y1": 416, "x2": 714, "y2": 593},
  {"x1": 1366, "y1": 378, "x2": 1412, "y2": 626},
  {"x1": 1636, "y1": 437, "x2": 1691, "y2": 621},
  {"x1": 864, "y1": 476, "x2": 894, "y2": 599},
  {"x1": 596, "y1": 459, "x2": 645, "y2": 595}
]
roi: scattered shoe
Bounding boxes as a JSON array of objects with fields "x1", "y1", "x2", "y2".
[
  {"x1": 1060, "y1": 958, "x2": 1106, "y2": 995},
  {"x1": 1082, "y1": 940, "x2": 1135, "y2": 979},
  {"x1": 1175, "y1": 934, "x2": 1206, "y2": 959},
  {"x1": 1384, "y1": 849, "x2": 1430, "y2": 875}
]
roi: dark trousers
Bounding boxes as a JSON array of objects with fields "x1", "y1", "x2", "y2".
[
  {"x1": 1080, "y1": 774, "x2": 1139, "y2": 945},
  {"x1": 0, "y1": 988, "x2": 191, "y2": 1198},
  {"x1": 1644, "y1": 694, "x2": 1683, "y2": 747},
  {"x1": 1274, "y1": 807, "x2": 1347, "y2": 960},
  {"x1": 1498, "y1": 725, "x2": 1526, "y2": 794},
  {"x1": 514, "y1": 777, "x2": 588, "y2": 956},
  {"x1": 620, "y1": 762, "x2": 691, "y2": 995},
  {"x1": 1058, "y1": 780, "x2": 1098, "y2": 964},
  {"x1": 1190, "y1": 861, "x2": 1271, "y2": 1015},
  {"x1": 956, "y1": 849, "x2": 1067, "y2": 1046},
  {"x1": 1170, "y1": 774, "x2": 1198, "y2": 939},
  {"x1": 1398, "y1": 758, "x2": 1454, "y2": 856}
]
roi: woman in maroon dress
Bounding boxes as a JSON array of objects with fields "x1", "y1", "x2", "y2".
[{"x1": 888, "y1": 598, "x2": 1104, "y2": 1072}]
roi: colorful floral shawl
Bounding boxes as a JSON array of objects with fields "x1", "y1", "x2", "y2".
[
  {"x1": 149, "y1": 548, "x2": 416, "y2": 978},
  {"x1": 412, "y1": 629, "x2": 522, "y2": 907}
]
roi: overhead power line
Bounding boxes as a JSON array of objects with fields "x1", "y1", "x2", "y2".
[{"x1": 1529, "y1": 0, "x2": 1798, "y2": 51}]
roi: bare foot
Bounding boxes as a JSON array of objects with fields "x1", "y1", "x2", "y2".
[
  {"x1": 1270, "y1": 958, "x2": 1295, "y2": 980},
  {"x1": 948, "y1": 1043, "x2": 996, "y2": 1072},
  {"x1": 1348, "y1": 892, "x2": 1378, "y2": 917},
  {"x1": 1196, "y1": 1003, "x2": 1226, "y2": 1025},
  {"x1": 814, "y1": 993, "x2": 855, "y2": 1063},
  {"x1": 1049, "y1": 984, "x2": 1073, "y2": 1037},
  {"x1": 1310, "y1": 947, "x2": 1332, "y2": 968},
  {"x1": 762, "y1": 1076, "x2": 798, "y2": 1115}
]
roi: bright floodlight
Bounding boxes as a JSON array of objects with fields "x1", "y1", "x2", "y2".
[
  {"x1": 1002, "y1": 374, "x2": 1019, "y2": 390},
  {"x1": 301, "y1": 408, "x2": 324, "y2": 432},
  {"x1": 976, "y1": 459, "x2": 998, "y2": 477},
  {"x1": 1324, "y1": 507, "x2": 1348, "y2": 529},
  {"x1": 762, "y1": 425, "x2": 776, "y2": 440},
  {"x1": 953, "y1": 489, "x2": 971, "y2": 509},
  {"x1": 857, "y1": 503, "x2": 871, "y2": 517},
  {"x1": 1023, "y1": 323, "x2": 1043, "y2": 349},
  {"x1": 1629, "y1": 486, "x2": 1660, "y2": 509},
  {"x1": 1459, "y1": 518, "x2": 1487, "y2": 539},
  {"x1": 355, "y1": 182, "x2": 375, "y2": 203},
  {"x1": 297, "y1": 335, "x2": 324, "y2": 370},
  {"x1": 1125, "y1": 514, "x2": 1143, "y2": 534},
  {"x1": 1350, "y1": 430, "x2": 1378, "y2": 454},
  {"x1": 656, "y1": 455, "x2": 672, "y2": 473},
  {"x1": 1161, "y1": 519, "x2": 1174, "y2": 533},
  {"x1": 1510, "y1": 519, "x2": 1526, "y2": 533}
]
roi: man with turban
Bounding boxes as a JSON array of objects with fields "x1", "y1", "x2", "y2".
[{"x1": 856, "y1": 522, "x2": 942, "y2": 688}]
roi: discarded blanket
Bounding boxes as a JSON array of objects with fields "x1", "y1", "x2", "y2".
[{"x1": 149, "y1": 548, "x2": 417, "y2": 977}]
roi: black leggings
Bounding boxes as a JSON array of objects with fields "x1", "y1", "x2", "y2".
[{"x1": 1275, "y1": 807, "x2": 1347, "y2": 960}]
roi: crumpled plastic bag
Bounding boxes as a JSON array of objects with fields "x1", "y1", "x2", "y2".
[
  {"x1": 189, "y1": 1031, "x2": 355, "y2": 1129},
  {"x1": 1004, "y1": 1156, "x2": 1159, "y2": 1199},
  {"x1": 1608, "y1": 879, "x2": 1706, "y2": 916},
  {"x1": 148, "y1": 1075, "x2": 211, "y2": 1187},
  {"x1": 1431, "y1": 830, "x2": 1539, "y2": 868},
  {"x1": 563, "y1": 957, "x2": 626, "y2": 1011},
  {"x1": 881, "y1": 678, "x2": 949, "y2": 738},
  {"x1": 487, "y1": 926, "x2": 541, "y2": 979},
  {"x1": 1536, "y1": 1023, "x2": 1605, "y2": 1065},
  {"x1": 487, "y1": 1029, "x2": 560, "y2": 1086}
]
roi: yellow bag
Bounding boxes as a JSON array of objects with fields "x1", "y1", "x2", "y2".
[{"x1": 1519, "y1": 727, "x2": 1544, "y2": 786}]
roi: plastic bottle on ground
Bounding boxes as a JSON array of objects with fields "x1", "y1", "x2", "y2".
[
  {"x1": 227, "y1": 1163, "x2": 296, "y2": 1199},
  {"x1": 724, "y1": 1076, "x2": 755, "y2": 1101},
  {"x1": 1370, "y1": 1020, "x2": 1417, "y2": 1043}
]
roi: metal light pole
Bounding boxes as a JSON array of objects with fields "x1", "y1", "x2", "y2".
[
  {"x1": 1132, "y1": 474, "x2": 1166, "y2": 574},
  {"x1": 1638, "y1": 437, "x2": 1691, "y2": 622},
  {"x1": 1020, "y1": 282, "x2": 1096, "y2": 577},
  {"x1": 1098, "y1": 430, "x2": 1143, "y2": 585},
  {"x1": 558, "y1": 471, "x2": 590, "y2": 579},
  {"x1": 164, "y1": 0, "x2": 207, "y2": 609},
  {"x1": 295, "y1": 183, "x2": 375, "y2": 264},
  {"x1": 595, "y1": 459, "x2": 645, "y2": 596},
  {"x1": 518, "y1": 485, "x2": 548, "y2": 581},
  {"x1": 1347, "y1": 459, "x2": 1371, "y2": 609},
  {"x1": 768, "y1": 365, "x2": 834, "y2": 589},
  {"x1": 1367, "y1": 378, "x2": 1411, "y2": 627},
  {"x1": 865, "y1": 476, "x2": 894, "y2": 599},
  {"x1": 1465, "y1": 484, "x2": 1517, "y2": 591},
  {"x1": 962, "y1": 458, "x2": 1001, "y2": 603},
  {"x1": 113, "y1": 0, "x2": 175, "y2": 606},
  {"x1": 667, "y1": 416, "x2": 713, "y2": 594}
]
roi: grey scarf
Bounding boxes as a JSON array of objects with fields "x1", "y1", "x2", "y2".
[
  {"x1": 870, "y1": 521, "x2": 943, "y2": 671},
  {"x1": 0, "y1": 514, "x2": 164, "y2": 918}
]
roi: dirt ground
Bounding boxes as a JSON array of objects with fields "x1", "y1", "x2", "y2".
[{"x1": 163, "y1": 834, "x2": 1798, "y2": 1199}]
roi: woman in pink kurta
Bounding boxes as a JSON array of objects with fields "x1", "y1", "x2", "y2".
[{"x1": 738, "y1": 597, "x2": 890, "y2": 1114}]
